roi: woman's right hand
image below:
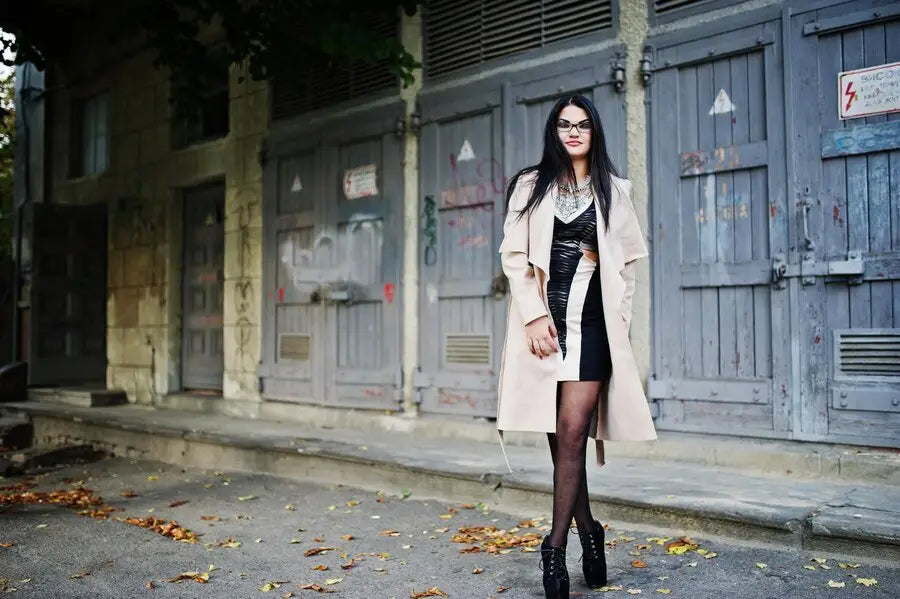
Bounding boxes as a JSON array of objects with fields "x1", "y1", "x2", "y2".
[{"x1": 525, "y1": 316, "x2": 559, "y2": 358}]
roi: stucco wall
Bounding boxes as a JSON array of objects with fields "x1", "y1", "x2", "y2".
[{"x1": 46, "y1": 48, "x2": 266, "y2": 403}]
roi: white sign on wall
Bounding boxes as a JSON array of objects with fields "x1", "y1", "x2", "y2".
[
  {"x1": 838, "y1": 61, "x2": 900, "y2": 120},
  {"x1": 343, "y1": 164, "x2": 378, "y2": 200}
]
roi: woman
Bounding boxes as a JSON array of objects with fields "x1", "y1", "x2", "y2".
[{"x1": 496, "y1": 95, "x2": 656, "y2": 598}]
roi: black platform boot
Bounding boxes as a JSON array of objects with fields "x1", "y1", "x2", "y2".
[
  {"x1": 578, "y1": 520, "x2": 607, "y2": 588},
  {"x1": 540, "y1": 536, "x2": 569, "y2": 599}
]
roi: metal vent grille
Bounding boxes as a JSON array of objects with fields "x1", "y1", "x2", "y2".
[
  {"x1": 425, "y1": 0, "x2": 613, "y2": 78},
  {"x1": 271, "y1": 12, "x2": 399, "y2": 120},
  {"x1": 654, "y1": 0, "x2": 715, "y2": 15},
  {"x1": 445, "y1": 334, "x2": 492, "y2": 365},
  {"x1": 835, "y1": 330, "x2": 900, "y2": 377},
  {"x1": 279, "y1": 334, "x2": 312, "y2": 362}
]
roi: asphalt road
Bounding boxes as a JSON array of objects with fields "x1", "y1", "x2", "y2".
[{"x1": 1, "y1": 456, "x2": 898, "y2": 598}]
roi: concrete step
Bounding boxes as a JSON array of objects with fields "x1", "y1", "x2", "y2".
[
  {"x1": 28, "y1": 387, "x2": 127, "y2": 408},
  {"x1": 1, "y1": 444, "x2": 105, "y2": 476},
  {"x1": 5, "y1": 401, "x2": 900, "y2": 564},
  {"x1": 0, "y1": 416, "x2": 32, "y2": 451},
  {"x1": 157, "y1": 392, "x2": 900, "y2": 485}
]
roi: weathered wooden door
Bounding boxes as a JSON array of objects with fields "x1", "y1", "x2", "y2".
[
  {"x1": 182, "y1": 184, "x2": 225, "y2": 391},
  {"x1": 261, "y1": 107, "x2": 404, "y2": 409},
  {"x1": 648, "y1": 19, "x2": 793, "y2": 436},
  {"x1": 29, "y1": 203, "x2": 107, "y2": 385},
  {"x1": 416, "y1": 88, "x2": 507, "y2": 416},
  {"x1": 415, "y1": 50, "x2": 627, "y2": 417},
  {"x1": 789, "y1": 1, "x2": 900, "y2": 446}
]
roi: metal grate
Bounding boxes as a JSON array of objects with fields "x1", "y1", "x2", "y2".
[
  {"x1": 279, "y1": 333, "x2": 312, "y2": 362},
  {"x1": 835, "y1": 330, "x2": 900, "y2": 377},
  {"x1": 445, "y1": 334, "x2": 492, "y2": 365},
  {"x1": 425, "y1": 0, "x2": 613, "y2": 78},
  {"x1": 271, "y1": 12, "x2": 399, "y2": 120},
  {"x1": 653, "y1": 0, "x2": 716, "y2": 14}
]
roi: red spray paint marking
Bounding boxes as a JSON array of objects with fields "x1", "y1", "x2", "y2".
[
  {"x1": 278, "y1": 287, "x2": 285, "y2": 303},
  {"x1": 383, "y1": 283, "x2": 395, "y2": 304}
]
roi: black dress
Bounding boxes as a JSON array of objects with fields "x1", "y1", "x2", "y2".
[{"x1": 546, "y1": 199, "x2": 612, "y2": 382}]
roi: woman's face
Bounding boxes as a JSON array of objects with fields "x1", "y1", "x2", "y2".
[{"x1": 557, "y1": 105, "x2": 592, "y2": 160}]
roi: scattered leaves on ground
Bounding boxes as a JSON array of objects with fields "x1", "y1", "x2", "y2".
[
  {"x1": 451, "y1": 525, "x2": 541, "y2": 554},
  {"x1": 631, "y1": 560, "x2": 648, "y2": 568},
  {"x1": 304, "y1": 547, "x2": 337, "y2": 557},
  {"x1": 124, "y1": 516, "x2": 198, "y2": 543},
  {"x1": 217, "y1": 538, "x2": 241, "y2": 548}
]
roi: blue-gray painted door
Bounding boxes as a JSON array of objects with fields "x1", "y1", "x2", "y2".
[
  {"x1": 260, "y1": 107, "x2": 404, "y2": 409},
  {"x1": 649, "y1": 19, "x2": 793, "y2": 437},
  {"x1": 790, "y1": 1, "x2": 900, "y2": 446},
  {"x1": 415, "y1": 50, "x2": 627, "y2": 417}
]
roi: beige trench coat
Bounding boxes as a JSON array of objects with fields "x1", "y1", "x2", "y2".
[{"x1": 496, "y1": 172, "x2": 656, "y2": 471}]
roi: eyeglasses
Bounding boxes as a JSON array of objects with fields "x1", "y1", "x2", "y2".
[{"x1": 556, "y1": 119, "x2": 592, "y2": 134}]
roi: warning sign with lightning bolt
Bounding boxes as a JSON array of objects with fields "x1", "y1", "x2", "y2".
[{"x1": 838, "y1": 61, "x2": 900, "y2": 120}]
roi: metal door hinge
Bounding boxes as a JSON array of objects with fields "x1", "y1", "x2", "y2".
[{"x1": 772, "y1": 250, "x2": 864, "y2": 288}]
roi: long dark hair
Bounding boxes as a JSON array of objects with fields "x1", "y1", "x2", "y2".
[{"x1": 506, "y1": 95, "x2": 618, "y2": 230}]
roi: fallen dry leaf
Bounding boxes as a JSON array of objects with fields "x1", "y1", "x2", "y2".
[
  {"x1": 340, "y1": 534, "x2": 354, "y2": 541},
  {"x1": 0, "y1": 542, "x2": 14, "y2": 548},
  {"x1": 312, "y1": 565, "x2": 329, "y2": 571},
  {"x1": 597, "y1": 585, "x2": 623, "y2": 592},
  {"x1": 411, "y1": 587, "x2": 448, "y2": 598},
  {"x1": 855, "y1": 578, "x2": 877, "y2": 587},
  {"x1": 298, "y1": 583, "x2": 333, "y2": 593},
  {"x1": 168, "y1": 499, "x2": 189, "y2": 508},
  {"x1": 496, "y1": 586, "x2": 509, "y2": 593},
  {"x1": 346, "y1": 500, "x2": 360, "y2": 507},
  {"x1": 323, "y1": 578, "x2": 343, "y2": 585},
  {"x1": 451, "y1": 525, "x2": 542, "y2": 554},
  {"x1": 166, "y1": 571, "x2": 209, "y2": 584},
  {"x1": 285, "y1": 504, "x2": 296, "y2": 511},
  {"x1": 838, "y1": 562, "x2": 860, "y2": 569},
  {"x1": 281, "y1": 592, "x2": 294, "y2": 598},
  {"x1": 656, "y1": 590, "x2": 671, "y2": 595},
  {"x1": 69, "y1": 571, "x2": 91, "y2": 580},
  {"x1": 473, "y1": 568, "x2": 484, "y2": 574},
  {"x1": 313, "y1": 536, "x2": 325, "y2": 542},
  {"x1": 304, "y1": 547, "x2": 337, "y2": 557},
  {"x1": 627, "y1": 590, "x2": 642, "y2": 595},
  {"x1": 666, "y1": 538, "x2": 699, "y2": 555},
  {"x1": 826, "y1": 580, "x2": 845, "y2": 588},
  {"x1": 238, "y1": 495, "x2": 257, "y2": 501},
  {"x1": 380, "y1": 530, "x2": 401, "y2": 537},
  {"x1": 218, "y1": 538, "x2": 241, "y2": 548},
  {"x1": 200, "y1": 515, "x2": 221, "y2": 521},
  {"x1": 756, "y1": 563, "x2": 768, "y2": 569},
  {"x1": 340, "y1": 559, "x2": 357, "y2": 570},
  {"x1": 145, "y1": 580, "x2": 155, "y2": 590},
  {"x1": 631, "y1": 560, "x2": 648, "y2": 568},
  {"x1": 120, "y1": 490, "x2": 138, "y2": 498}
]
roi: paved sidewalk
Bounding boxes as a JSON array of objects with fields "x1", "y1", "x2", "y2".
[
  {"x1": 6, "y1": 401, "x2": 900, "y2": 563},
  {"x1": 4, "y1": 457, "x2": 899, "y2": 598}
]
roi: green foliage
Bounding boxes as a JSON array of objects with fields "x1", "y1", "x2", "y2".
[
  {"x1": 0, "y1": 69, "x2": 12, "y2": 261},
  {"x1": 1, "y1": 1, "x2": 420, "y2": 113}
]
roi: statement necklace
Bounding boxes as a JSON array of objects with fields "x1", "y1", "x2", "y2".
[{"x1": 554, "y1": 176, "x2": 593, "y2": 223}]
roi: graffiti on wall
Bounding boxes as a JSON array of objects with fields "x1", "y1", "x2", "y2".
[{"x1": 231, "y1": 189, "x2": 259, "y2": 373}]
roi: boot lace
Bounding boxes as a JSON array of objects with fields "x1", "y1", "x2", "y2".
[
  {"x1": 540, "y1": 546, "x2": 569, "y2": 580},
  {"x1": 579, "y1": 529, "x2": 603, "y2": 562}
]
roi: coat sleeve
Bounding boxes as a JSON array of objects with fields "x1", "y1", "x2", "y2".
[
  {"x1": 615, "y1": 179, "x2": 649, "y2": 329},
  {"x1": 499, "y1": 175, "x2": 548, "y2": 326}
]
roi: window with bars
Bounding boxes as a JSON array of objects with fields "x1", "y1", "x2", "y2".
[
  {"x1": 270, "y1": 12, "x2": 399, "y2": 121},
  {"x1": 424, "y1": 0, "x2": 614, "y2": 79}
]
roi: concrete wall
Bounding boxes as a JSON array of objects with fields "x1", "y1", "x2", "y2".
[{"x1": 45, "y1": 47, "x2": 267, "y2": 404}]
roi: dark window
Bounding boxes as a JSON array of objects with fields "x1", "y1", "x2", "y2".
[
  {"x1": 171, "y1": 61, "x2": 230, "y2": 149},
  {"x1": 69, "y1": 92, "x2": 109, "y2": 177},
  {"x1": 425, "y1": 0, "x2": 614, "y2": 79},
  {"x1": 270, "y1": 11, "x2": 399, "y2": 121}
]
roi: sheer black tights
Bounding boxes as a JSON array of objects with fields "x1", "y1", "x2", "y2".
[{"x1": 547, "y1": 381, "x2": 602, "y2": 548}]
